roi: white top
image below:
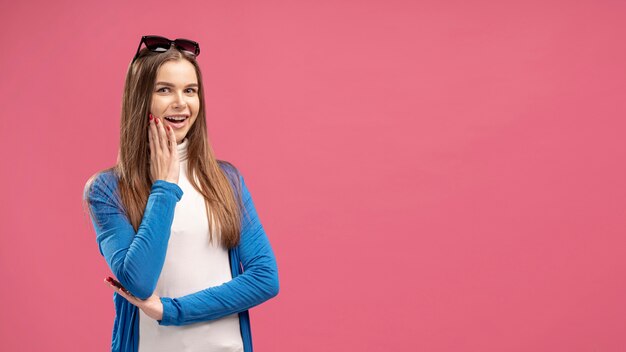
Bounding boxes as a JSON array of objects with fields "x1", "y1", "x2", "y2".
[{"x1": 139, "y1": 138, "x2": 244, "y2": 352}]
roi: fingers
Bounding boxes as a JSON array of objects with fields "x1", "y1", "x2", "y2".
[
  {"x1": 167, "y1": 122, "x2": 177, "y2": 155},
  {"x1": 156, "y1": 116, "x2": 169, "y2": 153},
  {"x1": 104, "y1": 278, "x2": 137, "y2": 302},
  {"x1": 151, "y1": 115, "x2": 161, "y2": 152},
  {"x1": 148, "y1": 117, "x2": 156, "y2": 162},
  {"x1": 148, "y1": 114, "x2": 178, "y2": 183}
]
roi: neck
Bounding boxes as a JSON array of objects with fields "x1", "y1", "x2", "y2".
[{"x1": 177, "y1": 137, "x2": 189, "y2": 162}]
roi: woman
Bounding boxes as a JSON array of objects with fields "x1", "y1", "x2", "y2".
[{"x1": 83, "y1": 35, "x2": 279, "y2": 352}]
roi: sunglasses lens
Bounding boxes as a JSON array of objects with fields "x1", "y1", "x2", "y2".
[
  {"x1": 175, "y1": 39, "x2": 199, "y2": 55},
  {"x1": 144, "y1": 36, "x2": 171, "y2": 52}
]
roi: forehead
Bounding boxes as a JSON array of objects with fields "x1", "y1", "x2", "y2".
[{"x1": 155, "y1": 60, "x2": 198, "y2": 84}]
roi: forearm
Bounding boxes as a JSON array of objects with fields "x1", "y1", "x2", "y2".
[
  {"x1": 154, "y1": 172, "x2": 279, "y2": 326},
  {"x1": 158, "y1": 264, "x2": 279, "y2": 326},
  {"x1": 91, "y1": 180, "x2": 183, "y2": 299}
]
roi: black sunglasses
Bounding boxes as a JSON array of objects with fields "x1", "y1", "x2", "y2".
[{"x1": 132, "y1": 35, "x2": 200, "y2": 64}]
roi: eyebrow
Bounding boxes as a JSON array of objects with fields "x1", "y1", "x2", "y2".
[{"x1": 155, "y1": 81, "x2": 199, "y2": 87}]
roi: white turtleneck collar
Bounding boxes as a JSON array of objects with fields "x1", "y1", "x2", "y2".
[{"x1": 177, "y1": 137, "x2": 189, "y2": 162}]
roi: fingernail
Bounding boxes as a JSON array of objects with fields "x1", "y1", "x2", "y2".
[
  {"x1": 149, "y1": 114, "x2": 153, "y2": 120},
  {"x1": 155, "y1": 118, "x2": 159, "y2": 124},
  {"x1": 166, "y1": 125, "x2": 170, "y2": 131}
]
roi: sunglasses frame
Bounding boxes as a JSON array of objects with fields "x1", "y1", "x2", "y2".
[{"x1": 132, "y1": 35, "x2": 200, "y2": 64}]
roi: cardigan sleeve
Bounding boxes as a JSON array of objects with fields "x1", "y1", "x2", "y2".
[
  {"x1": 85, "y1": 173, "x2": 184, "y2": 300},
  {"x1": 157, "y1": 173, "x2": 280, "y2": 326}
]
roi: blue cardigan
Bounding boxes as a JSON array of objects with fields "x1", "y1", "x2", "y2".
[{"x1": 84, "y1": 162, "x2": 279, "y2": 352}]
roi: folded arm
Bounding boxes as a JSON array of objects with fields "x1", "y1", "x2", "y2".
[
  {"x1": 158, "y1": 174, "x2": 279, "y2": 326},
  {"x1": 85, "y1": 173, "x2": 183, "y2": 300}
]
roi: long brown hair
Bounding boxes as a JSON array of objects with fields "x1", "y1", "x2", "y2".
[{"x1": 83, "y1": 47, "x2": 243, "y2": 249}]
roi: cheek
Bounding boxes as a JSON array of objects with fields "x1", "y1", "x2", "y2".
[
  {"x1": 150, "y1": 97, "x2": 161, "y2": 113},
  {"x1": 151, "y1": 95, "x2": 170, "y2": 109}
]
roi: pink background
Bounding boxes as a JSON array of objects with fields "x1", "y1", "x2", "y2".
[{"x1": 1, "y1": 0, "x2": 625, "y2": 351}]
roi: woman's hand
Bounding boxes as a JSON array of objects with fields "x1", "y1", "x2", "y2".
[
  {"x1": 148, "y1": 114, "x2": 180, "y2": 184},
  {"x1": 104, "y1": 277, "x2": 164, "y2": 321}
]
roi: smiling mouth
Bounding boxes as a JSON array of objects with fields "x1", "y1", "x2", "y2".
[
  {"x1": 164, "y1": 115, "x2": 189, "y2": 129},
  {"x1": 164, "y1": 115, "x2": 189, "y2": 123}
]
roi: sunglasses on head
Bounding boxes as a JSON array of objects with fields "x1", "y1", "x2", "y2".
[{"x1": 132, "y1": 35, "x2": 200, "y2": 64}]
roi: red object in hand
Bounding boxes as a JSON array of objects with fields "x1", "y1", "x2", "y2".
[{"x1": 106, "y1": 276, "x2": 129, "y2": 294}]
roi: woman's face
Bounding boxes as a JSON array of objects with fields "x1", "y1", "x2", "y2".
[{"x1": 150, "y1": 59, "x2": 200, "y2": 144}]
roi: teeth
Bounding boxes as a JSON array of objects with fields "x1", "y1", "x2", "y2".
[{"x1": 166, "y1": 116, "x2": 187, "y2": 121}]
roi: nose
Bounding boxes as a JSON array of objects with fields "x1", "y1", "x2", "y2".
[{"x1": 172, "y1": 91, "x2": 187, "y2": 109}]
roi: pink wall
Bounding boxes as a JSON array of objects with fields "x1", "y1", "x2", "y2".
[{"x1": 1, "y1": 0, "x2": 625, "y2": 350}]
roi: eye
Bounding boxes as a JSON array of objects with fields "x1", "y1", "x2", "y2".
[
  {"x1": 186, "y1": 88, "x2": 197, "y2": 94},
  {"x1": 157, "y1": 87, "x2": 170, "y2": 93}
]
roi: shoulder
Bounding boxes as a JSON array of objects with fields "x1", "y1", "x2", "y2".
[
  {"x1": 82, "y1": 167, "x2": 119, "y2": 203},
  {"x1": 216, "y1": 160, "x2": 247, "y2": 202},
  {"x1": 217, "y1": 159, "x2": 241, "y2": 178},
  {"x1": 217, "y1": 159, "x2": 243, "y2": 185}
]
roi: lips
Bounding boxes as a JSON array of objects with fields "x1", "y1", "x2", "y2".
[
  {"x1": 163, "y1": 115, "x2": 189, "y2": 129},
  {"x1": 164, "y1": 115, "x2": 189, "y2": 122}
]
